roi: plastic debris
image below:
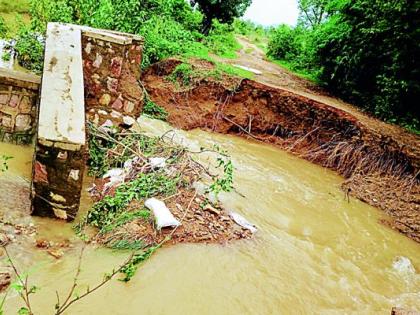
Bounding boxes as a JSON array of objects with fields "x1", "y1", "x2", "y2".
[
  {"x1": 98, "y1": 119, "x2": 115, "y2": 133},
  {"x1": 149, "y1": 157, "x2": 166, "y2": 169},
  {"x1": 145, "y1": 198, "x2": 180, "y2": 230},
  {"x1": 102, "y1": 168, "x2": 125, "y2": 191},
  {"x1": 392, "y1": 256, "x2": 416, "y2": 274},
  {"x1": 229, "y1": 212, "x2": 257, "y2": 233},
  {"x1": 123, "y1": 116, "x2": 136, "y2": 126}
]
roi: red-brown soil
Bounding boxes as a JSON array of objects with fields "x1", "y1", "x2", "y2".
[{"x1": 142, "y1": 57, "x2": 420, "y2": 243}]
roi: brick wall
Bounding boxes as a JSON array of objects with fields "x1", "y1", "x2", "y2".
[
  {"x1": 81, "y1": 30, "x2": 144, "y2": 127},
  {"x1": 0, "y1": 69, "x2": 40, "y2": 144}
]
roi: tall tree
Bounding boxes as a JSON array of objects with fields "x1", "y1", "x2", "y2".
[
  {"x1": 190, "y1": 0, "x2": 252, "y2": 34},
  {"x1": 297, "y1": 0, "x2": 330, "y2": 28}
]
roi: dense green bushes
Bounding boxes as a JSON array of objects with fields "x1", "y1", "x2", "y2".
[
  {"x1": 267, "y1": 25, "x2": 299, "y2": 60},
  {"x1": 268, "y1": 0, "x2": 419, "y2": 133},
  {"x1": 4, "y1": 0, "x2": 248, "y2": 74},
  {"x1": 191, "y1": 0, "x2": 251, "y2": 34},
  {"x1": 203, "y1": 21, "x2": 242, "y2": 58}
]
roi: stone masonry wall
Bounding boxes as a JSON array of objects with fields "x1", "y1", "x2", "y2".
[
  {"x1": 82, "y1": 34, "x2": 144, "y2": 128},
  {"x1": 0, "y1": 70, "x2": 40, "y2": 144},
  {"x1": 32, "y1": 144, "x2": 85, "y2": 220}
]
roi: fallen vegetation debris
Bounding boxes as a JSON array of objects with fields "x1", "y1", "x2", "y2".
[{"x1": 76, "y1": 123, "x2": 254, "y2": 279}]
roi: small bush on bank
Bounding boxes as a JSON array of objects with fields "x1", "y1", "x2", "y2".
[
  {"x1": 13, "y1": 23, "x2": 44, "y2": 73},
  {"x1": 204, "y1": 20, "x2": 242, "y2": 59}
]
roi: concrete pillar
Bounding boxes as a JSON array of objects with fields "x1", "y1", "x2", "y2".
[
  {"x1": 31, "y1": 23, "x2": 86, "y2": 221},
  {"x1": 0, "y1": 69, "x2": 40, "y2": 144}
]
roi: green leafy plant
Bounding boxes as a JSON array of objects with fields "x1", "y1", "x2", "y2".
[
  {"x1": 119, "y1": 244, "x2": 161, "y2": 282},
  {"x1": 143, "y1": 99, "x2": 168, "y2": 121},
  {"x1": 208, "y1": 157, "x2": 234, "y2": 195},
  {"x1": 13, "y1": 25, "x2": 44, "y2": 74},
  {"x1": 0, "y1": 155, "x2": 12, "y2": 172}
]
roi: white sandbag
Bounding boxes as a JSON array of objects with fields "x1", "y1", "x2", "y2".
[
  {"x1": 229, "y1": 212, "x2": 257, "y2": 233},
  {"x1": 102, "y1": 168, "x2": 125, "y2": 191},
  {"x1": 103, "y1": 168, "x2": 124, "y2": 179},
  {"x1": 145, "y1": 198, "x2": 180, "y2": 229},
  {"x1": 149, "y1": 157, "x2": 166, "y2": 169}
]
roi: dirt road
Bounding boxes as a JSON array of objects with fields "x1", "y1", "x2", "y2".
[{"x1": 219, "y1": 36, "x2": 420, "y2": 165}]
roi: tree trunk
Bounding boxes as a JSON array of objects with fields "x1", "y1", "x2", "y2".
[{"x1": 201, "y1": 15, "x2": 213, "y2": 35}]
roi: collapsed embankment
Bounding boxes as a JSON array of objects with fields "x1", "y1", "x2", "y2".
[{"x1": 142, "y1": 58, "x2": 420, "y2": 243}]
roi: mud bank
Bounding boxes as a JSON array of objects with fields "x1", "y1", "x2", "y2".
[{"x1": 142, "y1": 58, "x2": 420, "y2": 243}]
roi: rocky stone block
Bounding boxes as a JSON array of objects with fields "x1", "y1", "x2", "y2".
[
  {"x1": 0, "y1": 94, "x2": 8, "y2": 105},
  {"x1": 15, "y1": 114, "x2": 32, "y2": 131},
  {"x1": 9, "y1": 94, "x2": 20, "y2": 108}
]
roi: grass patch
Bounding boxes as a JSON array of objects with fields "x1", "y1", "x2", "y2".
[
  {"x1": 0, "y1": 0, "x2": 30, "y2": 32},
  {"x1": 0, "y1": 0, "x2": 30, "y2": 14},
  {"x1": 269, "y1": 58, "x2": 320, "y2": 84},
  {"x1": 167, "y1": 59, "x2": 253, "y2": 89},
  {"x1": 142, "y1": 99, "x2": 168, "y2": 121}
]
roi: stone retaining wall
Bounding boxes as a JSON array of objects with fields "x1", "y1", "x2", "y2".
[{"x1": 0, "y1": 69, "x2": 40, "y2": 144}]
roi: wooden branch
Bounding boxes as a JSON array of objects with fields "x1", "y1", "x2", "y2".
[{"x1": 221, "y1": 115, "x2": 261, "y2": 141}]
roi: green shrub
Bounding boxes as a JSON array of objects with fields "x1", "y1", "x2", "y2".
[
  {"x1": 267, "y1": 24, "x2": 299, "y2": 60},
  {"x1": 0, "y1": 16, "x2": 7, "y2": 37},
  {"x1": 316, "y1": 0, "x2": 419, "y2": 131},
  {"x1": 13, "y1": 25, "x2": 44, "y2": 73},
  {"x1": 29, "y1": 0, "x2": 75, "y2": 32},
  {"x1": 267, "y1": 0, "x2": 419, "y2": 132},
  {"x1": 139, "y1": 15, "x2": 196, "y2": 68},
  {"x1": 204, "y1": 20, "x2": 241, "y2": 58},
  {"x1": 142, "y1": 99, "x2": 168, "y2": 121}
]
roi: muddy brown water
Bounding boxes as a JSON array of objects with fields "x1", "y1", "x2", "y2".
[{"x1": 0, "y1": 118, "x2": 419, "y2": 314}]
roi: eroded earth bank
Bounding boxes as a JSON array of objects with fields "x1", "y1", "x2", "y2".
[{"x1": 142, "y1": 58, "x2": 420, "y2": 243}]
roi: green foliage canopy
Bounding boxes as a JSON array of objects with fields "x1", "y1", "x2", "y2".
[
  {"x1": 268, "y1": 0, "x2": 420, "y2": 132},
  {"x1": 190, "y1": 0, "x2": 252, "y2": 34}
]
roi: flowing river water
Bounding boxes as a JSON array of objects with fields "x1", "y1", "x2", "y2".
[{"x1": 0, "y1": 117, "x2": 419, "y2": 314}]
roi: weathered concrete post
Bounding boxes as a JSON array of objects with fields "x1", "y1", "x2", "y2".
[
  {"x1": 31, "y1": 23, "x2": 86, "y2": 220},
  {"x1": 0, "y1": 69, "x2": 40, "y2": 144}
]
